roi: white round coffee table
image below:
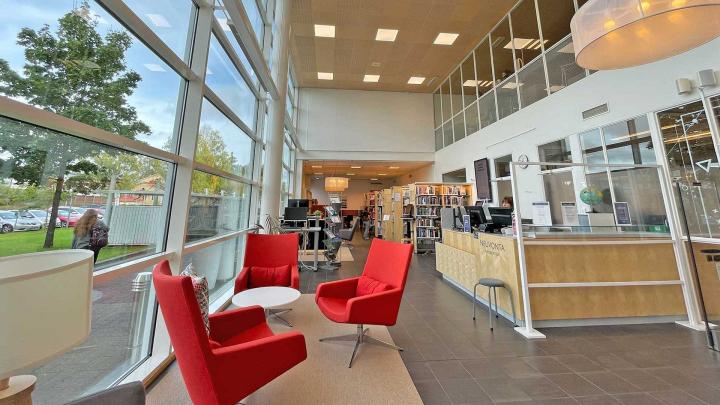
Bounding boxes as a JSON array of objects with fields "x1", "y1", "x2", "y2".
[{"x1": 232, "y1": 286, "x2": 301, "y2": 327}]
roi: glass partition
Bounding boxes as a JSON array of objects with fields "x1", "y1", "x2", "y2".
[
  {"x1": 435, "y1": 128, "x2": 443, "y2": 151},
  {"x1": 496, "y1": 77, "x2": 520, "y2": 119},
  {"x1": 465, "y1": 102, "x2": 480, "y2": 136},
  {"x1": 537, "y1": 0, "x2": 575, "y2": 49},
  {"x1": 517, "y1": 57, "x2": 548, "y2": 108},
  {"x1": 450, "y1": 68, "x2": 463, "y2": 116},
  {"x1": 491, "y1": 17, "x2": 515, "y2": 83},
  {"x1": 443, "y1": 121, "x2": 453, "y2": 148},
  {"x1": 510, "y1": 0, "x2": 542, "y2": 69},
  {"x1": 545, "y1": 36, "x2": 586, "y2": 93},
  {"x1": 478, "y1": 90, "x2": 498, "y2": 127},
  {"x1": 453, "y1": 112, "x2": 466, "y2": 141},
  {"x1": 441, "y1": 80, "x2": 452, "y2": 124},
  {"x1": 538, "y1": 137, "x2": 572, "y2": 170},
  {"x1": 433, "y1": 89, "x2": 443, "y2": 128},
  {"x1": 461, "y1": 55, "x2": 477, "y2": 108},
  {"x1": 186, "y1": 171, "x2": 251, "y2": 243},
  {"x1": 183, "y1": 233, "x2": 247, "y2": 299},
  {"x1": 475, "y1": 39, "x2": 494, "y2": 97}
]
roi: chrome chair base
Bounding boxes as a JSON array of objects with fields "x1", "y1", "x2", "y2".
[
  {"x1": 266, "y1": 308, "x2": 293, "y2": 327},
  {"x1": 319, "y1": 324, "x2": 403, "y2": 368}
]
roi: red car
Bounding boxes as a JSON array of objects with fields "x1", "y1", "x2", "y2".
[{"x1": 54, "y1": 208, "x2": 82, "y2": 227}]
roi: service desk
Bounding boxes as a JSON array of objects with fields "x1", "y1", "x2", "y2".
[{"x1": 436, "y1": 230, "x2": 686, "y2": 327}]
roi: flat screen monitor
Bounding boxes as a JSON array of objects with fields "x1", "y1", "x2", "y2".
[
  {"x1": 288, "y1": 199, "x2": 309, "y2": 208},
  {"x1": 488, "y1": 207, "x2": 513, "y2": 227},
  {"x1": 284, "y1": 207, "x2": 307, "y2": 221},
  {"x1": 464, "y1": 205, "x2": 487, "y2": 227}
]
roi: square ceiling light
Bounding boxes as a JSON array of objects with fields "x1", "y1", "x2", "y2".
[
  {"x1": 462, "y1": 80, "x2": 477, "y2": 87},
  {"x1": 408, "y1": 76, "x2": 425, "y2": 85},
  {"x1": 375, "y1": 28, "x2": 399, "y2": 41},
  {"x1": 317, "y1": 72, "x2": 333, "y2": 80},
  {"x1": 433, "y1": 33, "x2": 459, "y2": 45},
  {"x1": 314, "y1": 24, "x2": 335, "y2": 38},
  {"x1": 363, "y1": 74, "x2": 380, "y2": 83},
  {"x1": 350, "y1": 166, "x2": 362, "y2": 169}
]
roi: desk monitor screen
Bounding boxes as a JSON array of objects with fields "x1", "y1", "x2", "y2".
[
  {"x1": 488, "y1": 207, "x2": 513, "y2": 227},
  {"x1": 464, "y1": 205, "x2": 487, "y2": 227},
  {"x1": 284, "y1": 207, "x2": 307, "y2": 221},
  {"x1": 288, "y1": 199, "x2": 309, "y2": 208}
]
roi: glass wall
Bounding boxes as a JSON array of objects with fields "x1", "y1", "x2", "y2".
[
  {"x1": 0, "y1": 0, "x2": 282, "y2": 402},
  {"x1": 433, "y1": 0, "x2": 588, "y2": 150}
]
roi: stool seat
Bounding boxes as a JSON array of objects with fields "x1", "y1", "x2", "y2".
[{"x1": 478, "y1": 278, "x2": 504, "y2": 287}]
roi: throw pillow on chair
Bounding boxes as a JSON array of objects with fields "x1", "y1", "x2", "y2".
[
  {"x1": 356, "y1": 275, "x2": 392, "y2": 296},
  {"x1": 250, "y1": 265, "x2": 291, "y2": 287},
  {"x1": 180, "y1": 263, "x2": 210, "y2": 335}
]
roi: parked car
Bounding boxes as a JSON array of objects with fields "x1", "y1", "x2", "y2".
[
  {"x1": 0, "y1": 210, "x2": 43, "y2": 233},
  {"x1": 54, "y1": 207, "x2": 82, "y2": 227},
  {"x1": 74, "y1": 207, "x2": 104, "y2": 220},
  {"x1": 26, "y1": 209, "x2": 62, "y2": 228}
]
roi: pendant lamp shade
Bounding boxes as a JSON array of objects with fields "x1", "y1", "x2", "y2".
[
  {"x1": 324, "y1": 177, "x2": 349, "y2": 192},
  {"x1": 571, "y1": 0, "x2": 720, "y2": 70}
]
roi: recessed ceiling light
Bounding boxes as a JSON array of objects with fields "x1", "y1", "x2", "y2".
[
  {"x1": 408, "y1": 76, "x2": 425, "y2": 85},
  {"x1": 389, "y1": 166, "x2": 400, "y2": 169},
  {"x1": 314, "y1": 172, "x2": 324, "y2": 175},
  {"x1": 146, "y1": 13, "x2": 171, "y2": 28},
  {"x1": 317, "y1": 72, "x2": 333, "y2": 80},
  {"x1": 347, "y1": 173, "x2": 356, "y2": 176},
  {"x1": 311, "y1": 165, "x2": 322, "y2": 168},
  {"x1": 378, "y1": 173, "x2": 388, "y2": 176},
  {"x1": 314, "y1": 24, "x2": 335, "y2": 38},
  {"x1": 505, "y1": 38, "x2": 548, "y2": 50},
  {"x1": 371, "y1": 61, "x2": 382, "y2": 67},
  {"x1": 433, "y1": 33, "x2": 459, "y2": 45},
  {"x1": 363, "y1": 74, "x2": 380, "y2": 82},
  {"x1": 463, "y1": 80, "x2": 477, "y2": 87},
  {"x1": 375, "y1": 28, "x2": 399, "y2": 42},
  {"x1": 370, "y1": 178, "x2": 379, "y2": 181},
  {"x1": 351, "y1": 166, "x2": 362, "y2": 169}
]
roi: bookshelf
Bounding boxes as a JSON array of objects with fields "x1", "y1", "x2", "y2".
[
  {"x1": 374, "y1": 190, "x2": 384, "y2": 238},
  {"x1": 409, "y1": 182, "x2": 473, "y2": 253},
  {"x1": 401, "y1": 185, "x2": 413, "y2": 244}
]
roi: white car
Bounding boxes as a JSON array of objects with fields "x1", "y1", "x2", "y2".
[
  {"x1": 0, "y1": 210, "x2": 43, "y2": 233},
  {"x1": 26, "y1": 209, "x2": 62, "y2": 228}
]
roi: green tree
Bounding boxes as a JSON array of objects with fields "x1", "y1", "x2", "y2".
[
  {"x1": 192, "y1": 125, "x2": 236, "y2": 194},
  {"x1": 0, "y1": 2, "x2": 149, "y2": 247}
]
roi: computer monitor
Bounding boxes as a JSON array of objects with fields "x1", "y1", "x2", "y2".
[
  {"x1": 464, "y1": 205, "x2": 487, "y2": 227},
  {"x1": 288, "y1": 199, "x2": 309, "y2": 208},
  {"x1": 284, "y1": 206, "x2": 308, "y2": 221},
  {"x1": 488, "y1": 207, "x2": 513, "y2": 227}
]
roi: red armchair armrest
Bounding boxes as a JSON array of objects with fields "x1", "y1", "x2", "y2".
[
  {"x1": 290, "y1": 264, "x2": 300, "y2": 290},
  {"x1": 315, "y1": 277, "x2": 359, "y2": 302},
  {"x1": 346, "y1": 288, "x2": 404, "y2": 326},
  {"x1": 212, "y1": 332, "x2": 307, "y2": 398},
  {"x1": 234, "y1": 266, "x2": 250, "y2": 293},
  {"x1": 208, "y1": 305, "x2": 266, "y2": 343}
]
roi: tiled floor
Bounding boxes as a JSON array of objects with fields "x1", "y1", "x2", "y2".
[{"x1": 304, "y1": 233, "x2": 720, "y2": 404}]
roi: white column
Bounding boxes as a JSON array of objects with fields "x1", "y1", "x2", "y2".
[
  {"x1": 259, "y1": 0, "x2": 291, "y2": 228},
  {"x1": 294, "y1": 159, "x2": 303, "y2": 198}
]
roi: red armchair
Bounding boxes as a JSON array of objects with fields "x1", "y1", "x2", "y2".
[
  {"x1": 315, "y1": 238, "x2": 413, "y2": 367},
  {"x1": 235, "y1": 233, "x2": 300, "y2": 293},
  {"x1": 153, "y1": 260, "x2": 307, "y2": 405}
]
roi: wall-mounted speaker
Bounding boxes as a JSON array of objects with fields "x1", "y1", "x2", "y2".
[
  {"x1": 676, "y1": 78, "x2": 693, "y2": 94},
  {"x1": 698, "y1": 69, "x2": 717, "y2": 88}
]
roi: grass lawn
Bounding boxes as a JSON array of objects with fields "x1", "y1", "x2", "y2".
[{"x1": 0, "y1": 228, "x2": 148, "y2": 263}]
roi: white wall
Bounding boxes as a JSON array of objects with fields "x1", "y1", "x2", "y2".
[
  {"x1": 306, "y1": 177, "x2": 396, "y2": 209},
  {"x1": 393, "y1": 164, "x2": 435, "y2": 185},
  {"x1": 297, "y1": 88, "x2": 435, "y2": 161},
  {"x1": 433, "y1": 39, "x2": 720, "y2": 214}
]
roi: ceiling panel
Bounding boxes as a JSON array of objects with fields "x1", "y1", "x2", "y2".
[
  {"x1": 290, "y1": 0, "x2": 516, "y2": 93},
  {"x1": 303, "y1": 160, "x2": 432, "y2": 179}
]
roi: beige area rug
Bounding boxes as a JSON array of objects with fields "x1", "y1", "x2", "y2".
[
  {"x1": 147, "y1": 294, "x2": 421, "y2": 405},
  {"x1": 298, "y1": 246, "x2": 354, "y2": 262}
]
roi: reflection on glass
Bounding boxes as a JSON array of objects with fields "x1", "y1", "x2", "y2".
[
  {"x1": 213, "y1": 5, "x2": 260, "y2": 88},
  {"x1": 206, "y1": 33, "x2": 258, "y2": 130},
  {"x1": 0, "y1": 0, "x2": 185, "y2": 152},
  {"x1": 491, "y1": 18, "x2": 515, "y2": 83},
  {"x1": 604, "y1": 117, "x2": 655, "y2": 165},
  {"x1": 198, "y1": 99, "x2": 254, "y2": 178},
  {"x1": 461, "y1": 55, "x2": 477, "y2": 108},
  {"x1": 496, "y1": 77, "x2": 520, "y2": 119},
  {"x1": 475, "y1": 39, "x2": 494, "y2": 97},
  {"x1": 542, "y1": 170, "x2": 575, "y2": 224},
  {"x1": 242, "y1": 0, "x2": 265, "y2": 45},
  {"x1": 497, "y1": 179, "x2": 512, "y2": 204},
  {"x1": 539, "y1": 138, "x2": 572, "y2": 170},
  {"x1": 510, "y1": 0, "x2": 542, "y2": 69},
  {"x1": 435, "y1": 128, "x2": 443, "y2": 151},
  {"x1": 660, "y1": 100, "x2": 720, "y2": 237},
  {"x1": 443, "y1": 121, "x2": 453, "y2": 147},
  {"x1": 30, "y1": 265, "x2": 157, "y2": 404},
  {"x1": 450, "y1": 68, "x2": 463, "y2": 116},
  {"x1": 441, "y1": 80, "x2": 452, "y2": 123},
  {"x1": 453, "y1": 112, "x2": 466, "y2": 141},
  {"x1": 518, "y1": 57, "x2": 547, "y2": 108},
  {"x1": 183, "y1": 235, "x2": 246, "y2": 299},
  {"x1": 433, "y1": 90, "x2": 443, "y2": 128},
  {"x1": 187, "y1": 170, "x2": 250, "y2": 242},
  {"x1": 0, "y1": 116, "x2": 171, "y2": 265},
  {"x1": 580, "y1": 129, "x2": 605, "y2": 172},
  {"x1": 611, "y1": 167, "x2": 665, "y2": 228},
  {"x1": 545, "y1": 36, "x2": 586, "y2": 93},
  {"x1": 123, "y1": 0, "x2": 196, "y2": 60},
  {"x1": 479, "y1": 90, "x2": 498, "y2": 127},
  {"x1": 495, "y1": 154, "x2": 513, "y2": 178},
  {"x1": 537, "y1": 0, "x2": 575, "y2": 49},
  {"x1": 282, "y1": 167, "x2": 290, "y2": 193},
  {"x1": 465, "y1": 102, "x2": 480, "y2": 136}
]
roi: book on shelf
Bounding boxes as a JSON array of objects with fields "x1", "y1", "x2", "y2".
[{"x1": 416, "y1": 185, "x2": 437, "y2": 195}]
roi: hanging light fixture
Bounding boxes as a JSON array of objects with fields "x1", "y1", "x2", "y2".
[
  {"x1": 324, "y1": 177, "x2": 349, "y2": 192},
  {"x1": 571, "y1": 0, "x2": 720, "y2": 70}
]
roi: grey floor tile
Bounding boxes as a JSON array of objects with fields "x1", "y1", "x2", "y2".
[
  {"x1": 438, "y1": 378, "x2": 492, "y2": 404},
  {"x1": 649, "y1": 389, "x2": 707, "y2": 405},
  {"x1": 429, "y1": 360, "x2": 473, "y2": 380},
  {"x1": 610, "y1": 368, "x2": 672, "y2": 392},
  {"x1": 555, "y1": 354, "x2": 605, "y2": 373},
  {"x1": 547, "y1": 373, "x2": 604, "y2": 397},
  {"x1": 406, "y1": 361, "x2": 436, "y2": 382},
  {"x1": 513, "y1": 375, "x2": 568, "y2": 400},
  {"x1": 475, "y1": 377, "x2": 532, "y2": 403},
  {"x1": 612, "y1": 392, "x2": 660, "y2": 405},
  {"x1": 578, "y1": 371, "x2": 642, "y2": 395},
  {"x1": 575, "y1": 395, "x2": 621, "y2": 404},
  {"x1": 461, "y1": 358, "x2": 510, "y2": 380},
  {"x1": 415, "y1": 379, "x2": 452, "y2": 405},
  {"x1": 522, "y1": 356, "x2": 573, "y2": 375}
]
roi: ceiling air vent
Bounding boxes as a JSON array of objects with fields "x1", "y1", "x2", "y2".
[{"x1": 582, "y1": 103, "x2": 609, "y2": 120}]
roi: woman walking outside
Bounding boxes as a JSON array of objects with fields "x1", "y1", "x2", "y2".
[{"x1": 72, "y1": 209, "x2": 109, "y2": 263}]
